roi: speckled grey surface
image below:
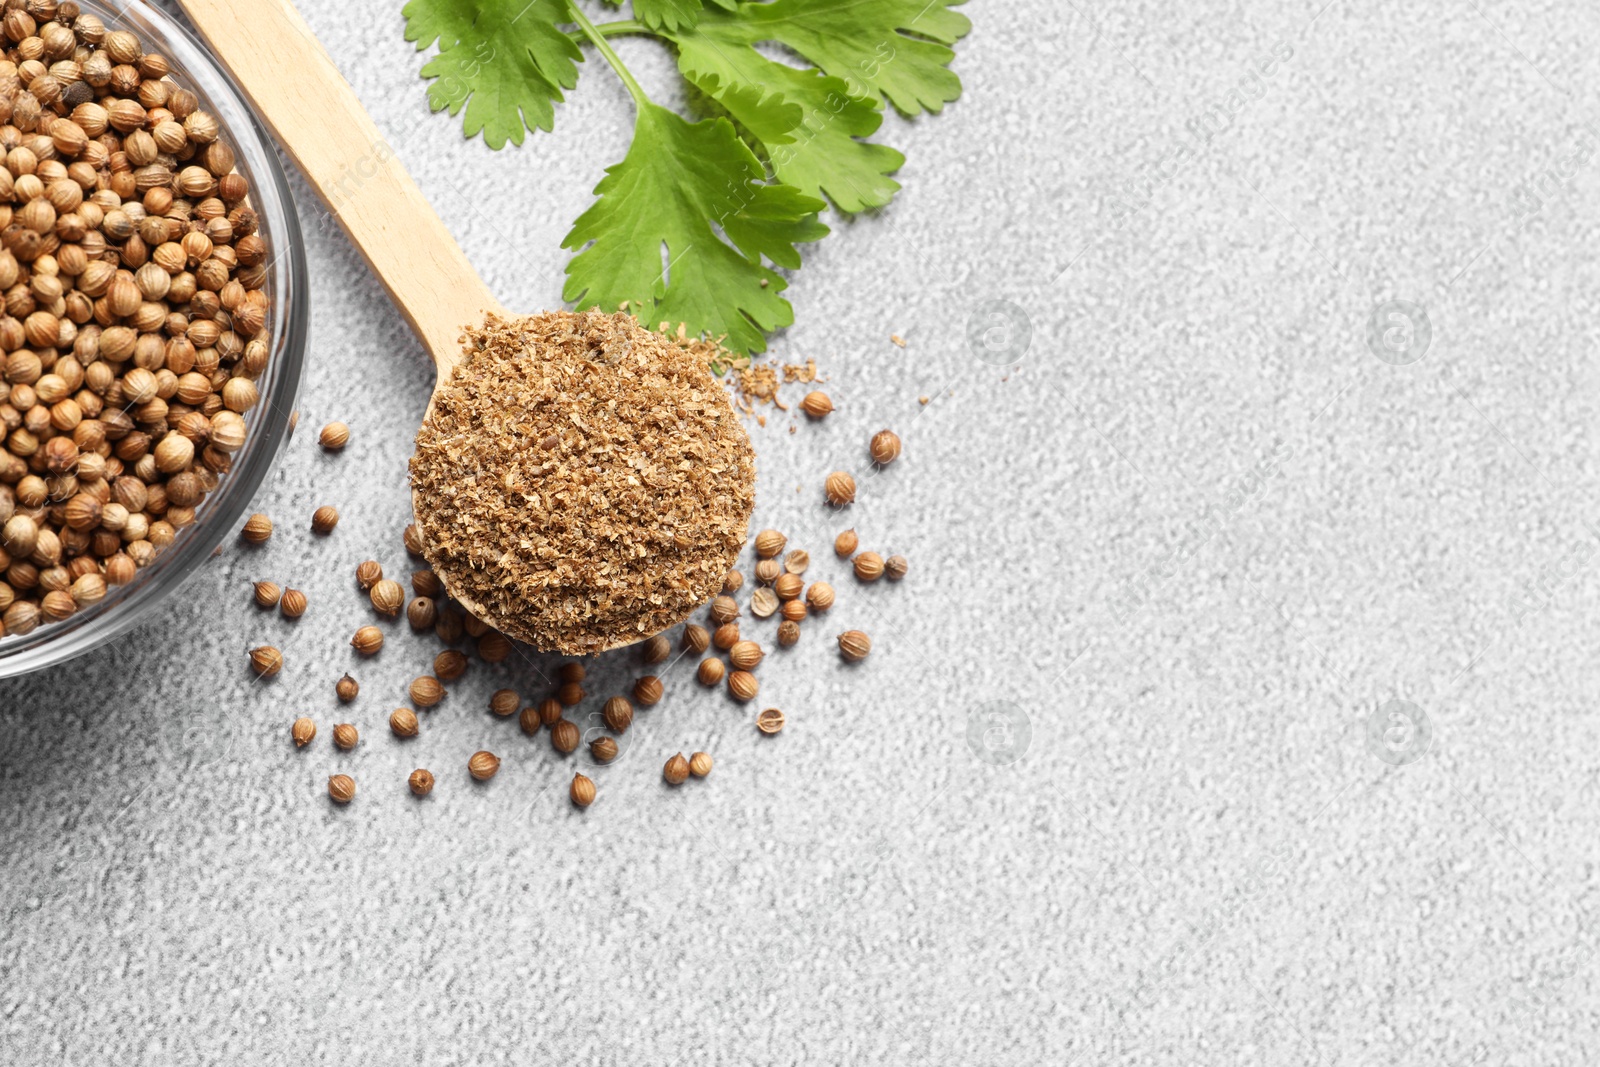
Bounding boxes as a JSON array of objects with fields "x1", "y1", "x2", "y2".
[{"x1": 5, "y1": 0, "x2": 1600, "y2": 1062}]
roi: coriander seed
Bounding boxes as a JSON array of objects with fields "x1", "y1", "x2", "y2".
[
  {"x1": 834, "y1": 529, "x2": 858, "y2": 557},
  {"x1": 408, "y1": 769, "x2": 435, "y2": 797},
  {"x1": 403, "y1": 523, "x2": 426, "y2": 557},
  {"x1": 664, "y1": 753, "x2": 690, "y2": 785},
  {"x1": 538, "y1": 699, "x2": 564, "y2": 727},
  {"x1": 825, "y1": 471, "x2": 857, "y2": 506},
  {"x1": 755, "y1": 559, "x2": 782, "y2": 585},
  {"x1": 311, "y1": 506, "x2": 340, "y2": 535},
  {"x1": 252, "y1": 580, "x2": 281, "y2": 609},
  {"x1": 434, "y1": 648, "x2": 468, "y2": 681},
  {"x1": 242, "y1": 513, "x2": 273, "y2": 544},
  {"x1": 754, "y1": 529, "x2": 787, "y2": 558},
  {"x1": 774, "y1": 573, "x2": 803, "y2": 601},
  {"x1": 777, "y1": 620, "x2": 801, "y2": 647},
  {"x1": 603, "y1": 696, "x2": 634, "y2": 733},
  {"x1": 885, "y1": 555, "x2": 909, "y2": 581},
  {"x1": 435, "y1": 607, "x2": 465, "y2": 645},
  {"x1": 634, "y1": 675, "x2": 664, "y2": 707},
  {"x1": 351, "y1": 626, "x2": 384, "y2": 655},
  {"x1": 336, "y1": 674, "x2": 359, "y2": 702},
  {"x1": 518, "y1": 705, "x2": 543, "y2": 736},
  {"x1": 853, "y1": 552, "x2": 885, "y2": 582},
  {"x1": 557, "y1": 682, "x2": 585, "y2": 707},
  {"x1": 407, "y1": 597, "x2": 437, "y2": 631},
  {"x1": 728, "y1": 671, "x2": 759, "y2": 702},
  {"x1": 682, "y1": 624, "x2": 710, "y2": 654},
  {"x1": 589, "y1": 737, "x2": 619, "y2": 763},
  {"x1": 333, "y1": 723, "x2": 358, "y2": 750},
  {"x1": 477, "y1": 631, "x2": 512, "y2": 663},
  {"x1": 291, "y1": 717, "x2": 316, "y2": 748},
  {"x1": 571, "y1": 773, "x2": 597, "y2": 808},
  {"x1": 370, "y1": 579, "x2": 404, "y2": 616},
  {"x1": 641, "y1": 634, "x2": 671, "y2": 664},
  {"x1": 319, "y1": 421, "x2": 350, "y2": 450},
  {"x1": 328, "y1": 774, "x2": 356, "y2": 804},
  {"x1": 559, "y1": 662, "x2": 587, "y2": 684},
  {"x1": 799, "y1": 391, "x2": 833, "y2": 419},
  {"x1": 723, "y1": 569, "x2": 745, "y2": 593},
  {"x1": 550, "y1": 719, "x2": 580, "y2": 754},
  {"x1": 697, "y1": 658, "x2": 726, "y2": 686},
  {"x1": 489, "y1": 689, "x2": 519, "y2": 718},
  {"x1": 781, "y1": 600, "x2": 808, "y2": 623},
  {"x1": 412, "y1": 570, "x2": 443, "y2": 598},
  {"x1": 750, "y1": 588, "x2": 779, "y2": 618},
  {"x1": 355, "y1": 560, "x2": 383, "y2": 590},
  {"x1": 280, "y1": 589, "x2": 308, "y2": 618},
  {"x1": 249, "y1": 645, "x2": 283, "y2": 678},
  {"x1": 463, "y1": 614, "x2": 491, "y2": 639},
  {"x1": 729, "y1": 640, "x2": 764, "y2": 671},
  {"x1": 410, "y1": 676, "x2": 445, "y2": 708},
  {"x1": 838, "y1": 630, "x2": 872, "y2": 663},
  {"x1": 468, "y1": 751, "x2": 500, "y2": 781},
  {"x1": 390, "y1": 707, "x2": 419, "y2": 738},
  {"x1": 870, "y1": 429, "x2": 902, "y2": 465},
  {"x1": 756, "y1": 708, "x2": 786, "y2": 735},
  {"x1": 709, "y1": 595, "x2": 739, "y2": 624},
  {"x1": 688, "y1": 752, "x2": 713, "y2": 778},
  {"x1": 713, "y1": 622, "x2": 741, "y2": 650},
  {"x1": 784, "y1": 550, "x2": 810, "y2": 575},
  {"x1": 806, "y1": 582, "x2": 835, "y2": 611}
]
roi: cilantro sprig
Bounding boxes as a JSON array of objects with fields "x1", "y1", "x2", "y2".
[{"x1": 402, "y1": 0, "x2": 970, "y2": 354}]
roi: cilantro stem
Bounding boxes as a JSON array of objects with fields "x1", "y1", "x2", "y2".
[
  {"x1": 583, "y1": 19, "x2": 648, "y2": 38},
  {"x1": 568, "y1": 6, "x2": 649, "y2": 108}
]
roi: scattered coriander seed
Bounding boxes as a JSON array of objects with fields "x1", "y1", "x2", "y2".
[
  {"x1": 370, "y1": 579, "x2": 404, "y2": 616},
  {"x1": 252, "y1": 580, "x2": 282, "y2": 609},
  {"x1": 559, "y1": 662, "x2": 587, "y2": 684},
  {"x1": 462, "y1": 613, "x2": 491, "y2": 639},
  {"x1": 335, "y1": 674, "x2": 359, "y2": 702},
  {"x1": 355, "y1": 560, "x2": 383, "y2": 590},
  {"x1": 641, "y1": 634, "x2": 671, "y2": 664},
  {"x1": 854, "y1": 552, "x2": 885, "y2": 582},
  {"x1": 410, "y1": 676, "x2": 445, "y2": 708},
  {"x1": 603, "y1": 696, "x2": 635, "y2": 733},
  {"x1": 434, "y1": 648, "x2": 468, "y2": 681},
  {"x1": 242, "y1": 513, "x2": 273, "y2": 544},
  {"x1": 477, "y1": 630, "x2": 512, "y2": 663},
  {"x1": 403, "y1": 523, "x2": 426, "y2": 557},
  {"x1": 407, "y1": 597, "x2": 437, "y2": 631},
  {"x1": 319, "y1": 422, "x2": 350, "y2": 450},
  {"x1": 806, "y1": 582, "x2": 835, "y2": 611},
  {"x1": 333, "y1": 723, "x2": 359, "y2": 750},
  {"x1": 777, "y1": 620, "x2": 801, "y2": 647},
  {"x1": 589, "y1": 737, "x2": 619, "y2": 763},
  {"x1": 435, "y1": 607, "x2": 465, "y2": 645},
  {"x1": 728, "y1": 671, "x2": 759, "y2": 702},
  {"x1": 550, "y1": 719, "x2": 580, "y2": 754},
  {"x1": 780, "y1": 600, "x2": 808, "y2": 623},
  {"x1": 468, "y1": 751, "x2": 501, "y2": 781},
  {"x1": 838, "y1": 630, "x2": 873, "y2": 663},
  {"x1": 518, "y1": 705, "x2": 543, "y2": 736},
  {"x1": 351, "y1": 626, "x2": 384, "y2": 655},
  {"x1": 408, "y1": 769, "x2": 435, "y2": 797},
  {"x1": 489, "y1": 689, "x2": 519, "y2": 718},
  {"x1": 697, "y1": 658, "x2": 726, "y2": 686},
  {"x1": 682, "y1": 624, "x2": 710, "y2": 654},
  {"x1": 884, "y1": 555, "x2": 909, "y2": 581},
  {"x1": 311, "y1": 506, "x2": 340, "y2": 535},
  {"x1": 328, "y1": 774, "x2": 356, "y2": 804},
  {"x1": 784, "y1": 550, "x2": 810, "y2": 575},
  {"x1": 834, "y1": 529, "x2": 859, "y2": 557},
  {"x1": 390, "y1": 708, "x2": 419, "y2": 738},
  {"x1": 571, "y1": 773, "x2": 597, "y2": 808},
  {"x1": 723, "y1": 569, "x2": 745, "y2": 593},
  {"x1": 688, "y1": 752, "x2": 713, "y2": 778},
  {"x1": 712, "y1": 622, "x2": 741, "y2": 651},
  {"x1": 664, "y1": 753, "x2": 690, "y2": 785},
  {"x1": 634, "y1": 675, "x2": 664, "y2": 706},
  {"x1": 870, "y1": 429, "x2": 902, "y2": 465},
  {"x1": 774, "y1": 573, "x2": 803, "y2": 601},
  {"x1": 281, "y1": 589, "x2": 308, "y2": 619},
  {"x1": 825, "y1": 471, "x2": 857, "y2": 506},
  {"x1": 754, "y1": 529, "x2": 787, "y2": 558},
  {"x1": 538, "y1": 699, "x2": 564, "y2": 727},
  {"x1": 729, "y1": 640, "x2": 764, "y2": 671},
  {"x1": 557, "y1": 682, "x2": 585, "y2": 707},
  {"x1": 756, "y1": 708, "x2": 785, "y2": 735},
  {"x1": 291, "y1": 717, "x2": 316, "y2": 748},
  {"x1": 750, "y1": 588, "x2": 779, "y2": 618},
  {"x1": 249, "y1": 645, "x2": 283, "y2": 678},
  {"x1": 709, "y1": 595, "x2": 740, "y2": 624},
  {"x1": 412, "y1": 570, "x2": 443, "y2": 598},
  {"x1": 799, "y1": 391, "x2": 834, "y2": 419},
  {"x1": 755, "y1": 559, "x2": 782, "y2": 585}
]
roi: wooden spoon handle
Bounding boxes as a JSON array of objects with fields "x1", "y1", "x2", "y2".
[{"x1": 176, "y1": 0, "x2": 495, "y2": 370}]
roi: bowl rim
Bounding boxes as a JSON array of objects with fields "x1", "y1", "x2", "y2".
[{"x1": 0, "y1": 0, "x2": 309, "y2": 678}]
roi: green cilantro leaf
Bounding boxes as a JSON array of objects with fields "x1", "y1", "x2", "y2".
[
  {"x1": 561, "y1": 103, "x2": 828, "y2": 353},
  {"x1": 403, "y1": 0, "x2": 584, "y2": 148}
]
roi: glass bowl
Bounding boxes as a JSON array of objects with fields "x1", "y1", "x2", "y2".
[{"x1": 0, "y1": 0, "x2": 308, "y2": 678}]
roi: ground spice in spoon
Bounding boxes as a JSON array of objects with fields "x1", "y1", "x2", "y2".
[{"x1": 409, "y1": 310, "x2": 755, "y2": 654}]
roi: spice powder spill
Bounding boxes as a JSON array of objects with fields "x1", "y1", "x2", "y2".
[{"x1": 410, "y1": 311, "x2": 756, "y2": 654}]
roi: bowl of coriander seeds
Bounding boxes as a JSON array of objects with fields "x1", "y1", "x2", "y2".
[{"x1": 0, "y1": 0, "x2": 308, "y2": 677}]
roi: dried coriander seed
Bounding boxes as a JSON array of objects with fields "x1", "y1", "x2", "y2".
[
  {"x1": 825, "y1": 472, "x2": 856, "y2": 506},
  {"x1": 477, "y1": 631, "x2": 512, "y2": 663},
  {"x1": 468, "y1": 751, "x2": 500, "y2": 781},
  {"x1": 408, "y1": 769, "x2": 435, "y2": 797},
  {"x1": 713, "y1": 622, "x2": 741, "y2": 650},
  {"x1": 571, "y1": 773, "x2": 597, "y2": 808},
  {"x1": 853, "y1": 552, "x2": 885, "y2": 582},
  {"x1": 722, "y1": 570, "x2": 745, "y2": 594},
  {"x1": 311, "y1": 506, "x2": 339, "y2": 535},
  {"x1": 663, "y1": 753, "x2": 690, "y2": 785},
  {"x1": 634, "y1": 675, "x2": 663, "y2": 706},
  {"x1": 280, "y1": 589, "x2": 308, "y2": 618},
  {"x1": 557, "y1": 682, "x2": 585, "y2": 707},
  {"x1": 709, "y1": 595, "x2": 739, "y2": 624},
  {"x1": 799, "y1": 391, "x2": 833, "y2": 419},
  {"x1": 834, "y1": 529, "x2": 858, "y2": 557},
  {"x1": 870, "y1": 429, "x2": 902, "y2": 465},
  {"x1": 777, "y1": 620, "x2": 801, "y2": 647},
  {"x1": 518, "y1": 705, "x2": 543, "y2": 736},
  {"x1": 403, "y1": 523, "x2": 426, "y2": 557},
  {"x1": 697, "y1": 658, "x2": 726, "y2": 686},
  {"x1": 328, "y1": 774, "x2": 356, "y2": 803},
  {"x1": 335, "y1": 674, "x2": 359, "y2": 702},
  {"x1": 589, "y1": 737, "x2": 619, "y2": 763},
  {"x1": 755, "y1": 559, "x2": 782, "y2": 585},
  {"x1": 355, "y1": 560, "x2": 383, "y2": 590},
  {"x1": 370, "y1": 579, "x2": 404, "y2": 616},
  {"x1": 463, "y1": 614, "x2": 491, "y2": 639},
  {"x1": 750, "y1": 588, "x2": 779, "y2": 618},
  {"x1": 884, "y1": 555, "x2": 908, "y2": 581},
  {"x1": 435, "y1": 607, "x2": 465, "y2": 645},
  {"x1": 249, "y1": 645, "x2": 283, "y2": 678},
  {"x1": 412, "y1": 570, "x2": 443, "y2": 597},
  {"x1": 434, "y1": 649, "x2": 468, "y2": 681},
  {"x1": 774, "y1": 573, "x2": 803, "y2": 601},
  {"x1": 410, "y1": 676, "x2": 445, "y2": 708},
  {"x1": 538, "y1": 699, "x2": 564, "y2": 727},
  {"x1": 756, "y1": 708, "x2": 786, "y2": 734},
  {"x1": 781, "y1": 600, "x2": 808, "y2": 623},
  {"x1": 252, "y1": 580, "x2": 281, "y2": 609},
  {"x1": 559, "y1": 662, "x2": 587, "y2": 684},
  {"x1": 291, "y1": 717, "x2": 316, "y2": 747},
  {"x1": 351, "y1": 626, "x2": 384, "y2": 655},
  {"x1": 784, "y1": 550, "x2": 810, "y2": 575},
  {"x1": 806, "y1": 582, "x2": 835, "y2": 611},
  {"x1": 390, "y1": 707, "x2": 419, "y2": 738},
  {"x1": 550, "y1": 719, "x2": 580, "y2": 754},
  {"x1": 641, "y1": 634, "x2": 671, "y2": 664},
  {"x1": 242, "y1": 513, "x2": 273, "y2": 544},
  {"x1": 729, "y1": 640, "x2": 764, "y2": 671},
  {"x1": 489, "y1": 689, "x2": 519, "y2": 718},
  {"x1": 754, "y1": 529, "x2": 787, "y2": 558},
  {"x1": 728, "y1": 671, "x2": 759, "y2": 702},
  {"x1": 319, "y1": 422, "x2": 350, "y2": 450},
  {"x1": 407, "y1": 597, "x2": 437, "y2": 631},
  {"x1": 682, "y1": 624, "x2": 710, "y2": 654},
  {"x1": 603, "y1": 696, "x2": 634, "y2": 733},
  {"x1": 333, "y1": 723, "x2": 358, "y2": 750},
  {"x1": 688, "y1": 752, "x2": 713, "y2": 778},
  {"x1": 838, "y1": 630, "x2": 872, "y2": 663}
]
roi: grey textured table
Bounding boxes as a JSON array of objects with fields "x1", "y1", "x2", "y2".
[{"x1": 5, "y1": 1, "x2": 1600, "y2": 1063}]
